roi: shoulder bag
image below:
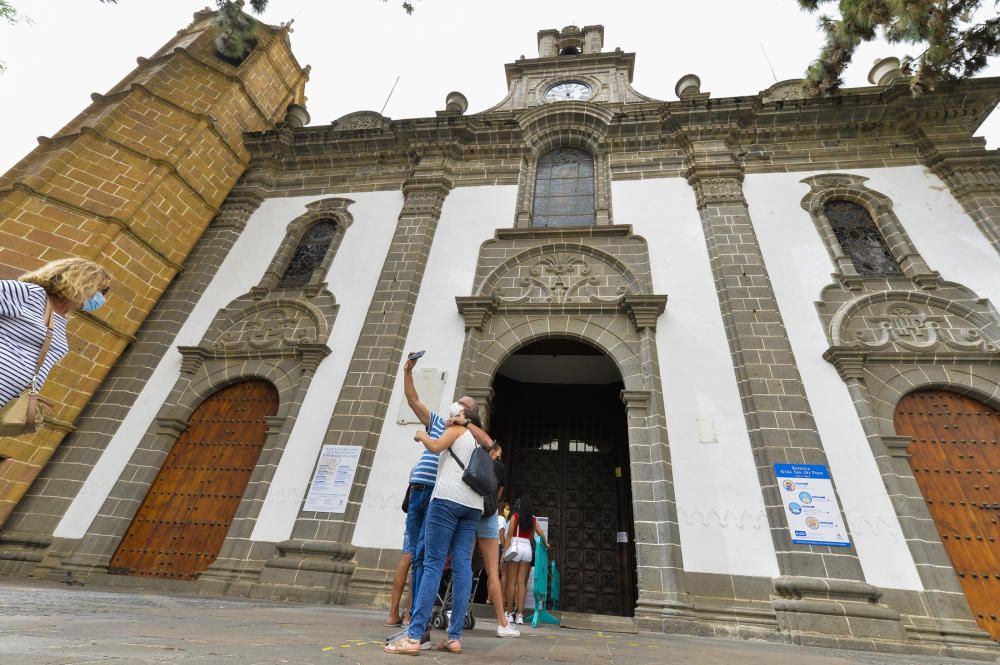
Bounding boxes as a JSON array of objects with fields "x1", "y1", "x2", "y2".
[
  {"x1": 448, "y1": 440, "x2": 498, "y2": 515},
  {"x1": 0, "y1": 299, "x2": 54, "y2": 436}
]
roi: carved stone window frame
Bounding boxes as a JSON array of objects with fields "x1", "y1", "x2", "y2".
[
  {"x1": 254, "y1": 198, "x2": 354, "y2": 297},
  {"x1": 514, "y1": 102, "x2": 614, "y2": 228},
  {"x1": 801, "y1": 174, "x2": 939, "y2": 289}
]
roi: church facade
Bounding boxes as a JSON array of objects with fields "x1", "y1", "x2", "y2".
[{"x1": 2, "y1": 15, "x2": 1000, "y2": 658}]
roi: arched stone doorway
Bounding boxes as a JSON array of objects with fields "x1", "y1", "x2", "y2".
[
  {"x1": 492, "y1": 338, "x2": 637, "y2": 617},
  {"x1": 109, "y1": 380, "x2": 279, "y2": 580},
  {"x1": 894, "y1": 389, "x2": 1000, "y2": 641}
]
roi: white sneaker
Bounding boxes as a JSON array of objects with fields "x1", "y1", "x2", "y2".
[
  {"x1": 515, "y1": 613, "x2": 524, "y2": 625},
  {"x1": 505, "y1": 612, "x2": 514, "y2": 624},
  {"x1": 496, "y1": 622, "x2": 520, "y2": 638}
]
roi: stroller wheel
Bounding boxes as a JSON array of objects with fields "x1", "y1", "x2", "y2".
[
  {"x1": 431, "y1": 611, "x2": 446, "y2": 630},
  {"x1": 463, "y1": 613, "x2": 475, "y2": 630}
]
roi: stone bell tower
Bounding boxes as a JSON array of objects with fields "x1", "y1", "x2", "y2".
[{"x1": 0, "y1": 9, "x2": 310, "y2": 524}]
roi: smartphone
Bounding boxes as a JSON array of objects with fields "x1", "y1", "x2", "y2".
[{"x1": 407, "y1": 350, "x2": 426, "y2": 361}]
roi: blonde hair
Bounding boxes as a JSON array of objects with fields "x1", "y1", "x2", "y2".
[{"x1": 19, "y1": 258, "x2": 111, "y2": 303}]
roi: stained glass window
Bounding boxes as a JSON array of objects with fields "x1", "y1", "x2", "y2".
[
  {"x1": 278, "y1": 220, "x2": 337, "y2": 288},
  {"x1": 824, "y1": 200, "x2": 901, "y2": 275},
  {"x1": 532, "y1": 148, "x2": 595, "y2": 228}
]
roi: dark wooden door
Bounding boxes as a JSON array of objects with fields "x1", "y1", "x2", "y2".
[
  {"x1": 110, "y1": 380, "x2": 278, "y2": 580},
  {"x1": 496, "y1": 378, "x2": 636, "y2": 616},
  {"x1": 894, "y1": 389, "x2": 1000, "y2": 641}
]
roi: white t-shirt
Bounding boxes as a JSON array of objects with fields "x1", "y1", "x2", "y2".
[{"x1": 431, "y1": 429, "x2": 484, "y2": 512}]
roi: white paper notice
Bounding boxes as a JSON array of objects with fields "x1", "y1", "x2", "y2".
[
  {"x1": 304, "y1": 445, "x2": 362, "y2": 513},
  {"x1": 774, "y1": 463, "x2": 851, "y2": 547}
]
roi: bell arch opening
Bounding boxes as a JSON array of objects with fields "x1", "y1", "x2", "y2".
[{"x1": 489, "y1": 337, "x2": 637, "y2": 617}]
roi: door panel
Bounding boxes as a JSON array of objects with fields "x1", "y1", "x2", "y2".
[
  {"x1": 496, "y1": 379, "x2": 635, "y2": 616},
  {"x1": 894, "y1": 389, "x2": 1000, "y2": 641},
  {"x1": 110, "y1": 380, "x2": 278, "y2": 580}
]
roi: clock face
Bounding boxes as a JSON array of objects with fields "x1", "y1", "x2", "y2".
[{"x1": 544, "y1": 81, "x2": 593, "y2": 102}]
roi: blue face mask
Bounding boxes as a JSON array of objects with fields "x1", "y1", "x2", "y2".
[{"x1": 82, "y1": 291, "x2": 106, "y2": 312}]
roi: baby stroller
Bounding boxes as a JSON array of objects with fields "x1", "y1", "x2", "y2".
[{"x1": 429, "y1": 548, "x2": 484, "y2": 631}]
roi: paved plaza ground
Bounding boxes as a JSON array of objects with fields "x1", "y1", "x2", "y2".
[{"x1": 0, "y1": 580, "x2": 995, "y2": 665}]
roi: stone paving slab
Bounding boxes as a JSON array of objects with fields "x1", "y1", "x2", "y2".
[{"x1": 0, "y1": 581, "x2": 994, "y2": 665}]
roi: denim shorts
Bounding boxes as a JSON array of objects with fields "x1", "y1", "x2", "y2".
[{"x1": 476, "y1": 511, "x2": 500, "y2": 539}]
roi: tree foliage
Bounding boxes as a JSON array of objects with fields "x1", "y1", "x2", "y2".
[
  {"x1": 212, "y1": 0, "x2": 414, "y2": 61},
  {"x1": 800, "y1": 0, "x2": 1000, "y2": 96}
]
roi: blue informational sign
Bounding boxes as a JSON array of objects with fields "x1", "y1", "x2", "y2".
[{"x1": 774, "y1": 464, "x2": 851, "y2": 547}]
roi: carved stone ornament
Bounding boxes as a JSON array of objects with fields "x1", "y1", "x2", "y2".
[
  {"x1": 691, "y1": 177, "x2": 745, "y2": 206},
  {"x1": 331, "y1": 110, "x2": 388, "y2": 131},
  {"x1": 840, "y1": 301, "x2": 998, "y2": 353},
  {"x1": 220, "y1": 307, "x2": 317, "y2": 350},
  {"x1": 401, "y1": 189, "x2": 448, "y2": 215},
  {"x1": 760, "y1": 79, "x2": 806, "y2": 104},
  {"x1": 496, "y1": 252, "x2": 628, "y2": 304}
]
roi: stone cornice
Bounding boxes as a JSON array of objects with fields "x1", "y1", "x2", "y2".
[{"x1": 239, "y1": 77, "x2": 1000, "y2": 180}]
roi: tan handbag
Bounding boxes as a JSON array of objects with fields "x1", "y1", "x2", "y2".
[{"x1": 0, "y1": 300, "x2": 55, "y2": 436}]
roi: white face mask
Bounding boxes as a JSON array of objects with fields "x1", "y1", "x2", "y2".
[{"x1": 449, "y1": 401, "x2": 464, "y2": 417}]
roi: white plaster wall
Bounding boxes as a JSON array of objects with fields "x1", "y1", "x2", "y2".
[
  {"x1": 745, "y1": 167, "x2": 935, "y2": 591},
  {"x1": 613, "y1": 179, "x2": 780, "y2": 578},
  {"x1": 860, "y1": 166, "x2": 1000, "y2": 306},
  {"x1": 352, "y1": 185, "x2": 518, "y2": 550},
  {"x1": 55, "y1": 192, "x2": 403, "y2": 541}
]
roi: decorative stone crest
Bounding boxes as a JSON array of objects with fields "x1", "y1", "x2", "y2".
[
  {"x1": 495, "y1": 252, "x2": 629, "y2": 304},
  {"x1": 331, "y1": 111, "x2": 389, "y2": 131},
  {"x1": 832, "y1": 296, "x2": 1000, "y2": 353},
  {"x1": 218, "y1": 305, "x2": 319, "y2": 350},
  {"x1": 760, "y1": 79, "x2": 806, "y2": 104},
  {"x1": 855, "y1": 303, "x2": 994, "y2": 352}
]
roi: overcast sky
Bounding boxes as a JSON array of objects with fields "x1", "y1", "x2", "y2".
[{"x1": 2, "y1": 0, "x2": 998, "y2": 175}]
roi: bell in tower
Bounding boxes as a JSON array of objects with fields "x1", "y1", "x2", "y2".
[{"x1": 537, "y1": 25, "x2": 604, "y2": 58}]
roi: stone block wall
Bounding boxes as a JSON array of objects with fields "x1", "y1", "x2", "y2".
[{"x1": 0, "y1": 10, "x2": 309, "y2": 525}]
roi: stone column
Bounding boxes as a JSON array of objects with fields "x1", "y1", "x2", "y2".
[
  {"x1": 0, "y1": 188, "x2": 266, "y2": 575},
  {"x1": 686, "y1": 145, "x2": 905, "y2": 644},
  {"x1": 256, "y1": 172, "x2": 452, "y2": 603}
]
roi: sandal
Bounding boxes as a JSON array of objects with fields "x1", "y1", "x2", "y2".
[
  {"x1": 384, "y1": 617, "x2": 403, "y2": 627},
  {"x1": 435, "y1": 639, "x2": 462, "y2": 654},
  {"x1": 384, "y1": 636, "x2": 421, "y2": 655}
]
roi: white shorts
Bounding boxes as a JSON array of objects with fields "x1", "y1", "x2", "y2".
[{"x1": 509, "y1": 536, "x2": 532, "y2": 563}]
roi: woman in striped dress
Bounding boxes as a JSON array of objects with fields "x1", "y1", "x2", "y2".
[{"x1": 0, "y1": 258, "x2": 111, "y2": 411}]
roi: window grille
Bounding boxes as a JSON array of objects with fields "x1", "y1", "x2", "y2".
[
  {"x1": 532, "y1": 148, "x2": 596, "y2": 227},
  {"x1": 278, "y1": 220, "x2": 337, "y2": 287},
  {"x1": 824, "y1": 200, "x2": 901, "y2": 275}
]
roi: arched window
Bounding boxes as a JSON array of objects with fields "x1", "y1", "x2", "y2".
[
  {"x1": 824, "y1": 200, "x2": 901, "y2": 275},
  {"x1": 532, "y1": 148, "x2": 595, "y2": 228},
  {"x1": 278, "y1": 220, "x2": 337, "y2": 288}
]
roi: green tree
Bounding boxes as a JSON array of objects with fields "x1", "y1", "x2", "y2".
[{"x1": 800, "y1": 0, "x2": 1000, "y2": 96}]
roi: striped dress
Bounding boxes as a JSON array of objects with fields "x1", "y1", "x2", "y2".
[{"x1": 0, "y1": 281, "x2": 69, "y2": 409}]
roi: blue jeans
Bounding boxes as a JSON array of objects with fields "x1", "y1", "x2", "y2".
[
  {"x1": 404, "y1": 486, "x2": 434, "y2": 618},
  {"x1": 407, "y1": 498, "x2": 482, "y2": 642}
]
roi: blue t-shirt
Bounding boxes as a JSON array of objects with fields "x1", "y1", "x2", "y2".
[{"x1": 408, "y1": 412, "x2": 446, "y2": 486}]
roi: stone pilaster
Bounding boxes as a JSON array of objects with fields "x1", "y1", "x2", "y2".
[
  {"x1": 686, "y1": 141, "x2": 905, "y2": 644},
  {"x1": 255, "y1": 172, "x2": 452, "y2": 603},
  {"x1": 925, "y1": 152, "x2": 1000, "y2": 256}
]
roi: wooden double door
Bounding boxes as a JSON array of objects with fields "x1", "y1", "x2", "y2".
[
  {"x1": 494, "y1": 377, "x2": 637, "y2": 616},
  {"x1": 894, "y1": 389, "x2": 1000, "y2": 641},
  {"x1": 110, "y1": 380, "x2": 278, "y2": 580}
]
